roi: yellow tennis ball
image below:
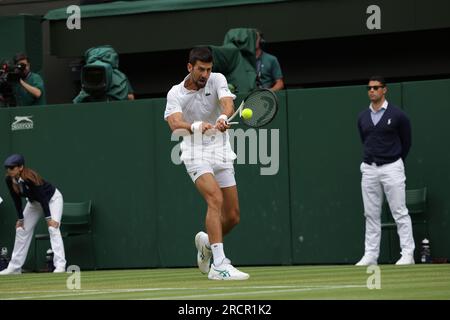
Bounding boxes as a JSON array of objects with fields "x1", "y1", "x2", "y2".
[{"x1": 242, "y1": 108, "x2": 253, "y2": 120}]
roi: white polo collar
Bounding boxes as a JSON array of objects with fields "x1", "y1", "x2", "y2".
[{"x1": 369, "y1": 100, "x2": 388, "y2": 113}]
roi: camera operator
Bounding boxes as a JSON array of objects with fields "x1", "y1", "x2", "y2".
[{"x1": 12, "y1": 53, "x2": 46, "y2": 106}]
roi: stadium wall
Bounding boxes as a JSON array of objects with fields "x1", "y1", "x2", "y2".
[
  {"x1": 0, "y1": 15, "x2": 43, "y2": 72},
  {"x1": 0, "y1": 79, "x2": 449, "y2": 270}
]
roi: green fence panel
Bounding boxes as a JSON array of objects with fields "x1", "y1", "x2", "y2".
[
  {"x1": 227, "y1": 91, "x2": 291, "y2": 266},
  {"x1": 0, "y1": 109, "x2": 14, "y2": 258},
  {"x1": 6, "y1": 100, "x2": 158, "y2": 270},
  {"x1": 153, "y1": 98, "x2": 206, "y2": 267},
  {"x1": 288, "y1": 84, "x2": 402, "y2": 264},
  {"x1": 0, "y1": 15, "x2": 43, "y2": 72},
  {"x1": 402, "y1": 79, "x2": 450, "y2": 262}
]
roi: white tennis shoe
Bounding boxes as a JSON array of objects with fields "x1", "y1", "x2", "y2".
[
  {"x1": 355, "y1": 255, "x2": 378, "y2": 266},
  {"x1": 53, "y1": 267, "x2": 66, "y2": 273},
  {"x1": 0, "y1": 267, "x2": 21, "y2": 275},
  {"x1": 395, "y1": 254, "x2": 415, "y2": 265},
  {"x1": 208, "y1": 259, "x2": 249, "y2": 280},
  {"x1": 195, "y1": 231, "x2": 212, "y2": 274}
]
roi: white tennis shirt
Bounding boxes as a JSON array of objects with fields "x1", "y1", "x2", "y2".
[{"x1": 164, "y1": 72, "x2": 237, "y2": 163}]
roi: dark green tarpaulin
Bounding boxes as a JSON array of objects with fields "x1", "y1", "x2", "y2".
[
  {"x1": 44, "y1": 0, "x2": 288, "y2": 20},
  {"x1": 73, "y1": 45, "x2": 129, "y2": 103},
  {"x1": 210, "y1": 28, "x2": 258, "y2": 94}
]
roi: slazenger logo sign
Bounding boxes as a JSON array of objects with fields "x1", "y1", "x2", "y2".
[{"x1": 11, "y1": 116, "x2": 34, "y2": 131}]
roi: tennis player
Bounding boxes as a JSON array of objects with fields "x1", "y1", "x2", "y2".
[{"x1": 164, "y1": 47, "x2": 249, "y2": 280}]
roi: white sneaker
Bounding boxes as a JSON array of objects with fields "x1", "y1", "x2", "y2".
[
  {"x1": 355, "y1": 255, "x2": 378, "y2": 266},
  {"x1": 53, "y1": 267, "x2": 66, "y2": 273},
  {"x1": 0, "y1": 267, "x2": 21, "y2": 275},
  {"x1": 208, "y1": 259, "x2": 250, "y2": 280},
  {"x1": 195, "y1": 231, "x2": 212, "y2": 274},
  {"x1": 395, "y1": 254, "x2": 415, "y2": 265}
]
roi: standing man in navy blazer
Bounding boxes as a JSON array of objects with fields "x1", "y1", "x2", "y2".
[{"x1": 356, "y1": 76, "x2": 415, "y2": 266}]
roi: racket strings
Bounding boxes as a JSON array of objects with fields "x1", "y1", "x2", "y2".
[{"x1": 243, "y1": 91, "x2": 277, "y2": 127}]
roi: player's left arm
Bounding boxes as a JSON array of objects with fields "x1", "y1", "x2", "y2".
[
  {"x1": 219, "y1": 96, "x2": 234, "y2": 118},
  {"x1": 215, "y1": 97, "x2": 234, "y2": 132},
  {"x1": 215, "y1": 73, "x2": 236, "y2": 131},
  {"x1": 216, "y1": 97, "x2": 234, "y2": 132}
]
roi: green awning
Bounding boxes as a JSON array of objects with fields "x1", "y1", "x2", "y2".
[
  {"x1": 44, "y1": 0, "x2": 450, "y2": 57},
  {"x1": 44, "y1": 0, "x2": 287, "y2": 20}
]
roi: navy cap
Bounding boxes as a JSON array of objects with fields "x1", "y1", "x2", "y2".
[{"x1": 4, "y1": 154, "x2": 25, "y2": 167}]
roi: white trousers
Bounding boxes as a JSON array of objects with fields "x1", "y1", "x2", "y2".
[
  {"x1": 360, "y1": 159, "x2": 415, "y2": 259},
  {"x1": 7, "y1": 189, "x2": 66, "y2": 272}
]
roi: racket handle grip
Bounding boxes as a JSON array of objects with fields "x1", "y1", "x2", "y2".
[{"x1": 227, "y1": 122, "x2": 238, "y2": 125}]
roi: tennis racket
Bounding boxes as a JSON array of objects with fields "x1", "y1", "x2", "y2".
[{"x1": 227, "y1": 88, "x2": 278, "y2": 128}]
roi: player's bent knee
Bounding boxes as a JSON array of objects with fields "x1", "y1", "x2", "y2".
[
  {"x1": 205, "y1": 192, "x2": 223, "y2": 210},
  {"x1": 209, "y1": 198, "x2": 223, "y2": 211}
]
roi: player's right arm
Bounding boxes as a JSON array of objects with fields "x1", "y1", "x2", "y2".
[
  {"x1": 167, "y1": 112, "x2": 213, "y2": 134},
  {"x1": 167, "y1": 112, "x2": 192, "y2": 133},
  {"x1": 165, "y1": 89, "x2": 212, "y2": 134}
]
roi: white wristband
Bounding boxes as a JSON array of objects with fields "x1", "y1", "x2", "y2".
[
  {"x1": 216, "y1": 114, "x2": 228, "y2": 123},
  {"x1": 191, "y1": 121, "x2": 202, "y2": 133}
]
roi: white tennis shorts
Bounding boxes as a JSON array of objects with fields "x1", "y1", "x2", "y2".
[{"x1": 184, "y1": 160, "x2": 236, "y2": 188}]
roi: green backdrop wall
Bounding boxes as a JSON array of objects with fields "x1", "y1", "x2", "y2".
[
  {"x1": 402, "y1": 80, "x2": 450, "y2": 259},
  {"x1": 0, "y1": 15, "x2": 43, "y2": 72},
  {"x1": 0, "y1": 79, "x2": 449, "y2": 270}
]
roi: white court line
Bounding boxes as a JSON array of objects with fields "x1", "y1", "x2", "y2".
[
  {"x1": 2, "y1": 284, "x2": 365, "y2": 300},
  {"x1": 2, "y1": 285, "x2": 298, "y2": 295},
  {"x1": 2, "y1": 288, "x2": 194, "y2": 300},
  {"x1": 144, "y1": 285, "x2": 366, "y2": 300},
  {"x1": 1, "y1": 285, "x2": 321, "y2": 295},
  {"x1": 1, "y1": 289, "x2": 100, "y2": 294}
]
